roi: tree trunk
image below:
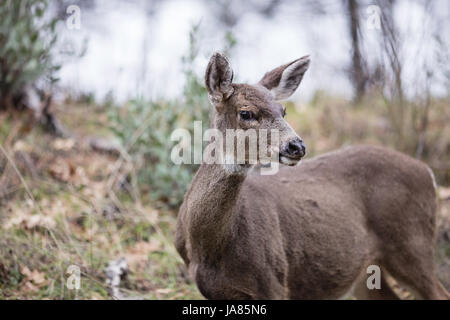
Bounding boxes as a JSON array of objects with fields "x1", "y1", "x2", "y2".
[
  {"x1": 345, "y1": 0, "x2": 367, "y2": 103},
  {"x1": 1, "y1": 85, "x2": 66, "y2": 137}
]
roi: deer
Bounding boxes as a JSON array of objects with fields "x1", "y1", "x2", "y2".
[{"x1": 175, "y1": 52, "x2": 449, "y2": 300}]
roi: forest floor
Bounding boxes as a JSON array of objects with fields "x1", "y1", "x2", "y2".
[
  {"x1": 0, "y1": 101, "x2": 449, "y2": 299},
  {"x1": 0, "y1": 103, "x2": 202, "y2": 299}
]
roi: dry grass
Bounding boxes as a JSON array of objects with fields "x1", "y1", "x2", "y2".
[{"x1": 0, "y1": 104, "x2": 202, "y2": 299}]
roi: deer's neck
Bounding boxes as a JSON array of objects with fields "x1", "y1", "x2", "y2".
[{"x1": 186, "y1": 163, "x2": 247, "y2": 263}]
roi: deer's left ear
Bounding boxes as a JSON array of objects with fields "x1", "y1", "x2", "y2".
[{"x1": 258, "y1": 55, "x2": 310, "y2": 100}]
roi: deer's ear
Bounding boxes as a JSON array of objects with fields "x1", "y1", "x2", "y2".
[
  {"x1": 205, "y1": 52, "x2": 234, "y2": 108},
  {"x1": 258, "y1": 55, "x2": 310, "y2": 100}
]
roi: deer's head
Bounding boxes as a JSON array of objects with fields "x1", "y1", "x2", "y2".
[{"x1": 205, "y1": 52, "x2": 310, "y2": 167}]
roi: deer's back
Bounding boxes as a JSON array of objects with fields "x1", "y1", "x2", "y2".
[{"x1": 240, "y1": 145, "x2": 437, "y2": 298}]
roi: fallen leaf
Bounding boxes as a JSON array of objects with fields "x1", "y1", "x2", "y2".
[
  {"x1": 90, "y1": 292, "x2": 105, "y2": 300},
  {"x1": 21, "y1": 266, "x2": 46, "y2": 287},
  {"x1": 124, "y1": 239, "x2": 162, "y2": 268},
  {"x1": 131, "y1": 239, "x2": 161, "y2": 253},
  {"x1": 145, "y1": 209, "x2": 159, "y2": 224},
  {"x1": 48, "y1": 158, "x2": 72, "y2": 182},
  {"x1": 25, "y1": 214, "x2": 56, "y2": 230},
  {"x1": 4, "y1": 213, "x2": 56, "y2": 230},
  {"x1": 48, "y1": 157, "x2": 88, "y2": 186},
  {"x1": 13, "y1": 140, "x2": 32, "y2": 152},
  {"x1": 155, "y1": 288, "x2": 172, "y2": 294},
  {"x1": 52, "y1": 138, "x2": 76, "y2": 151},
  {"x1": 22, "y1": 281, "x2": 39, "y2": 293}
]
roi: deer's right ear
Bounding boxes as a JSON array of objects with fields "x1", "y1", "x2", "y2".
[
  {"x1": 258, "y1": 55, "x2": 310, "y2": 101},
  {"x1": 205, "y1": 52, "x2": 234, "y2": 109}
]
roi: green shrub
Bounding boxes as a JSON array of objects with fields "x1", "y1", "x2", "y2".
[
  {"x1": 0, "y1": 0, "x2": 59, "y2": 106},
  {"x1": 108, "y1": 99, "x2": 196, "y2": 207}
]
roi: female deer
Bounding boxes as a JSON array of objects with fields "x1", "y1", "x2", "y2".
[{"x1": 175, "y1": 52, "x2": 448, "y2": 300}]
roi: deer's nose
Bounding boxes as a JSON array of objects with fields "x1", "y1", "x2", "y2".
[{"x1": 285, "y1": 138, "x2": 306, "y2": 158}]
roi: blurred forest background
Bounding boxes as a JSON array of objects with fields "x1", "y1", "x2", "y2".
[{"x1": 0, "y1": 0, "x2": 449, "y2": 299}]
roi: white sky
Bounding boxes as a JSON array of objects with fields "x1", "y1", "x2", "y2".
[{"x1": 55, "y1": 0, "x2": 449, "y2": 104}]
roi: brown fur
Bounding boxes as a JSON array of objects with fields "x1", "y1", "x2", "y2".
[{"x1": 175, "y1": 53, "x2": 449, "y2": 300}]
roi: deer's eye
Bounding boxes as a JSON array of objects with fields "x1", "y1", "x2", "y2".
[{"x1": 239, "y1": 110, "x2": 254, "y2": 121}]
